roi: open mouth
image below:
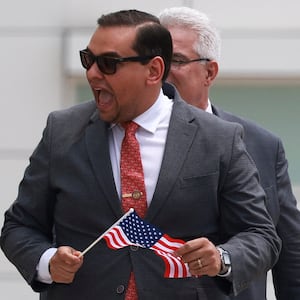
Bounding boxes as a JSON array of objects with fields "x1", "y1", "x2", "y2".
[{"x1": 95, "y1": 88, "x2": 114, "y2": 108}]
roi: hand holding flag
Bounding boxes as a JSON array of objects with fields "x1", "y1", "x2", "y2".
[{"x1": 80, "y1": 209, "x2": 191, "y2": 278}]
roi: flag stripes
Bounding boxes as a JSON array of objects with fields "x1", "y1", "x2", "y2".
[{"x1": 102, "y1": 210, "x2": 191, "y2": 278}]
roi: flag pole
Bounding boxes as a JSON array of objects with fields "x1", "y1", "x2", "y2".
[{"x1": 79, "y1": 208, "x2": 134, "y2": 257}]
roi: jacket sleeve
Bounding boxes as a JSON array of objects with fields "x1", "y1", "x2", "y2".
[
  {"x1": 218, "y1": 125, "x2": 281, "y2": 296},
  {"x1": 271, "y1": 139, "x2": 300, "y2": 299}
]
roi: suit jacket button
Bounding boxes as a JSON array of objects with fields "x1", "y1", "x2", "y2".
[
  {"x1": 130, "y1": 245, "x2": 139, "y2": 251},
  {"x1": 116, "y1": 285, "x2": 125, "y2": 294}
]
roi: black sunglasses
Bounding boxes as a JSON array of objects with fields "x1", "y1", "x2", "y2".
[{"x1": 79, "y1": 49, "x2": 155, "y2": 75}]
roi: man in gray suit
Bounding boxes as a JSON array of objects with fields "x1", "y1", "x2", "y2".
[
  {"x1": 159, "y1": 6, "x2": 300, "y2": 300},
  {"x1": 1, "y1": 9, "x2": 280, "y2": 300}
]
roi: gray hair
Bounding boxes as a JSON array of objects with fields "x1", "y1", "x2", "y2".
[{"x1": 159, "y1": 7, "x2": 221, "y2": 62}]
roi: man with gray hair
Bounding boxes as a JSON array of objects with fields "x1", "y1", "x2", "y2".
[{"x1": 159, "y1": 6, "x2": 300, "y2": 300}]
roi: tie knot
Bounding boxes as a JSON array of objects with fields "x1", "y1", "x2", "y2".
[{"x1": 122, "y1": 121, "x2": 139, "y2": 136}]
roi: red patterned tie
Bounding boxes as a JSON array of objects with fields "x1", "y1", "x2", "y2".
[{"x1": 120, "y1": 121, "x2": 147, "y2": 300}]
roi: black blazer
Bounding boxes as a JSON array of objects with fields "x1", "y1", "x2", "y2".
[
  {"x1": 213, "y1": 105, "x2": 300, "y2": 300},
  {"x1": 1, "y1": 88, "x2": 280, "y2": 300}
]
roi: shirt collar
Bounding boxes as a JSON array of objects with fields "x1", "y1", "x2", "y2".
[
  {"x1": 112, "y1": 89, "x2": 171, "y2": 133},
  {"x1": 206, "y1": 99, "x2": 213, "y2": 114},
  {"x1": 134, "y1": 89, "x2": 171, "y2": 134}
]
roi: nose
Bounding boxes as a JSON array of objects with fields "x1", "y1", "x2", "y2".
[{"x1": 87, "y1": 62, "x2": 105, "y2": 79}]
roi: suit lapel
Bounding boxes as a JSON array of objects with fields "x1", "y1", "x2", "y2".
[
  {"x1": 85, "y1": 114, "x2": 122, "y2": 217},
  {"x1": 212, "y1": 104, "x2": 235, "y2": 124},
  {"x1": 146, "y1": 94, "x2": 198, "y2": 221},
  {"x1": 212, "y1": 104, "x2": 224, "y2": 118}
]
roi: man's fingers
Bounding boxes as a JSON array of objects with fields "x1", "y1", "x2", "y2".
[
  {"x1": 49, "y1": 246, "x2": 83, "y2": 283},
  {"x1": 174, "y1": 238, "x2": 206, "y2": 257}
]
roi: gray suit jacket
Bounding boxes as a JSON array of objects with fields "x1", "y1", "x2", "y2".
[
  {"x1": 213, "y1": 106, "x2": 300, "y2": 300},
  {"x1": 1, "y1": 89, "x2": 280, "y2": 300}
]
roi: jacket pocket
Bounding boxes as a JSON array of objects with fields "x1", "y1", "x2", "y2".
[{"x1": 180, "y1": 172, "x2": 219, "y2": 189}]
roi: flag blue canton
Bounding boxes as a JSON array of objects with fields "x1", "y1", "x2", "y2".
[{"x1": 119, "y1": 211, "x2": 163, "y2": 248}]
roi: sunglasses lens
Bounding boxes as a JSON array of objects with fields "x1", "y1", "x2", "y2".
[
  {"x1": 80, "y1": 51, "x2": 94, "y2": 70},
  {"x1": 97, "y1": 57, "x2": 116, "y2": 75}
]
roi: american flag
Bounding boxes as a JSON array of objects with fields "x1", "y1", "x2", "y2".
[{"x1": 103, "y1": 210, "x2": 191, "y2": 278}]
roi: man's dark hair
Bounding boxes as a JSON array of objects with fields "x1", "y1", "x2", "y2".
[{"x1": 97, "y1": 9, "x2": 172, "y2": 81}]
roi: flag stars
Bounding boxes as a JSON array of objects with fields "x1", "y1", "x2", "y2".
[{"x1": 119, "y1": 212, "x2": 163, "y2": 247}]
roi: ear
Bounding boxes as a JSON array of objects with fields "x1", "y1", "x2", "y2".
[
  {"x1": 146, "y1": 56, "x2": 165, "y2": 85},
  {"x1": 205, "y1": 61, "x2": 219, "y2": 86}
]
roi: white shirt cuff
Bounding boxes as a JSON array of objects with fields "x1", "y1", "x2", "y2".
[{"x1": 36, "y1": 248, "x2": 57, "y2": 284}]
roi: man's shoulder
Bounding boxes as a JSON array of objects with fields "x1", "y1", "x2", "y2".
[
  {"x1": 50, "y1": 100, "x2": 97, "y2": 120},
  {"x1": 164, "y1": 83, "x2": 243, "y2": 135},
  {"x1": 45, "y1": 100, "x2": 99, "y2": 150},
  {"x1": 213, "y1": 105, "x2": 281, "y2": 144},
  {"x1": 188, "y1": 102, "x2": 243, "y2": 134},
  {"x1": 168, "y1": 89, "x2": 241, "y2": 134}
]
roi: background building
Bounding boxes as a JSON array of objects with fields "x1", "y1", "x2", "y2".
[{"x1": 0, "y1": 1, "x2": 299, "y2": 299}]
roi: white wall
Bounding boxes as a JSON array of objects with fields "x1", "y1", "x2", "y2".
[{"x1": 0, "y1": 1, "x2": 299, "y2": 299}]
